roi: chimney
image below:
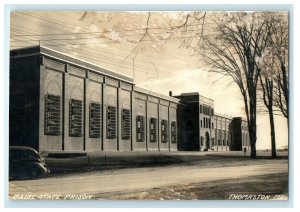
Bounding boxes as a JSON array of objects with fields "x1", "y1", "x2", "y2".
[{"x1": 169, "y1": 91, "x2": 172, "y2": 96}]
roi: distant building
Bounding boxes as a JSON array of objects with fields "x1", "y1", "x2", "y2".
[
  {"x1": 175, "y1": 92, "x2": 250, "y2": 152},
  {"x1": 9, "y1": 46, "x2": 250, "y2": 154}
]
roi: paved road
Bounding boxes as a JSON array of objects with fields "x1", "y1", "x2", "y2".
[{"x1": 9, "y1": 159, "x2": 288, "y2": 199}]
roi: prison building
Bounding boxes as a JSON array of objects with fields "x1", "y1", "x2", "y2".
[
  {"x1": 9, "y1": 46, "x2": 179, "y2": 154},
  {"x1": 230, "y1": 117, "x2": 251, "y2": 151},
  {"x1": 174, "y1": 92, "x2": 251, "y2": 152},
  {"x1": 214, "y1": 113, "x2": 233, "y2": 151},
  {"x1": 174, "y1": 93, "x2": 214, "y2": 151}
]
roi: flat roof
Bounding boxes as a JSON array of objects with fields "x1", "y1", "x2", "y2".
[
  {"x1": 134, "y1": 86, "x2": 180, "y2": 104},
  {"x1": 10, "y1": 45, "x2": 134, "y2": 84}
]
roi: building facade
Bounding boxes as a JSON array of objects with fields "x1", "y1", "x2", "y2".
[
  {"x1": 9, "y1": 46, "x2": 250, "y2": 154},
  {"x1": 175, "y1": 92, "x2": 250, "y2": 152},
  {"x1": 10, "y1": 46, "x2": 179, "y2": 153}
]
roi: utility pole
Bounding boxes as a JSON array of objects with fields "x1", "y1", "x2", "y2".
[{"x1": 132, "y1": 58, "x2": 135, "y2": 83}]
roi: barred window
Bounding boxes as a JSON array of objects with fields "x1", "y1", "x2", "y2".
[
  {"x1": 171, "y1": 121, "x2": 177, "y2": 143},
  {"x1": 136, "y1": 115, "x2": 145, "y2": 142},
  {"x1": 106, "y1": 106, "x2": 117, "y2": 139},
  {"x1": 161, "y1": 119, "x2": 168, "y2": 143},
  {"x1": 89, "y1": 102, "x2": 101, "y2": 138},
  {"x1": 150, "y1": 117, "x2": 157, "y2": 142},
  {"x1": 69, "y1": 99, "x2": 83, "y2": 137},
  {"x1": 121, "y1": 109, "x2": 131, "y2": 140},
  {"x1": 45, "y1": 94, "x2": 61, "y2": 136}
]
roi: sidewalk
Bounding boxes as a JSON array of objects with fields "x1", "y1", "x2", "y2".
[{"x1": 44, "y1": 150, "x2": 288, "y2": 175}]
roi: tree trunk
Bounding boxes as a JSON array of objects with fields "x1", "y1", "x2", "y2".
[
  {"x1": 249, "y1": 83, "x2": 257, "y2": 159},
  {"x1": 268, "y1": 106, "x2": 277, "y2": 158}
]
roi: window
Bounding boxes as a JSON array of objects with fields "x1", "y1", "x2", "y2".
[
  {"x1": 121, "y1": 109, "x2": 131, "y2": 140},
  {"x1": 161, "y1": 120, "x2": 168, "y2": 143},
  {"x1": 203, "y1": 118, "x2": 206, "y2": 128},
  {"x1": 203, "y1": 106, "x2": 211, "y2": 116},
  {"x1": 201, "y1": 120, "x2": 203, "y2": 128},
  {"x1": 89, "y1": 102, "x2": 101, "y2": 138},
  {"x1": 212, "y1": 122, "x2": 214, "y2": 129},
  {"x1": 218, "y1": 129, "x2": 222, "y2": 145},
  {"x1": 211, "y1": 108, "x2": 214, "y2": 116},
  {"x1": 223, "y1": 139, "x2": 225, "y2": 146},
  {"x1": 136, "y1": 115, "x2": 145, "y2": 142},
  {"x1": 69, "y1": 99, "x2": 83, "y2": 137},
  {"x1": 150, "y1": 117, "x2": 157, "y2": 142},
  {"x1": 200, "y1": 105, "x2": 203, "y2": 114},
  {"x1": 106, "y1": 106, "x2": 117, "y2": 139},
  {"x1": 171, "y1": 121, "x2": 177, "y2": 143},
  {"x1": 45, "y1": 94, "x2": 61, "y2": 136}
]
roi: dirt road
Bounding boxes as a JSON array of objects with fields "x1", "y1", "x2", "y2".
[{"x1": 9, "y1": 159, "x2": 288, "y2": 200}]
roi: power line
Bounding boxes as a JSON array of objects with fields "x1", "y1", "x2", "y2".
[
  {"x1": 10, "y1": 35, "x2": 198, "y2": 47},
  {"x1": 10, "y1": 30, "x2": 198, "y2": 67},
  {"x1": 11, "y1": 13, "x2": 200, "y2": 63},
  {"x1": 10, "y1": 29, "x2": 172, "y2": 77},
  {"x1": 13, "y1": 11, "x2": 203, "y2": 36},
  {"x1": 10, "y1": 14, "x2": 200, "y2": 73}
]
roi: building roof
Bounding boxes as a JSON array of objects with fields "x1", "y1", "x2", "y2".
[
  {"x1": 10, "y1": 45, "x2": 134, "y2": 83},
  {"x1": 10, "y1": 46, "x2": 180, "y2": 104},
  {"x1": 134, "y1": 86, "x2": 180, "y2": 104}
]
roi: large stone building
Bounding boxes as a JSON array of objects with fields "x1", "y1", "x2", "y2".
[
  {"x1": 174, "y1": 92, "x2": 250, "y2": 152},
  {"x1": 9, "y1": 46, "x2": 250, "y2": 154}
]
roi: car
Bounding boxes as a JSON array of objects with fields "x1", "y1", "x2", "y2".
[{"x1": 9, "y1": 146, "x2": 50, "y2": 180}]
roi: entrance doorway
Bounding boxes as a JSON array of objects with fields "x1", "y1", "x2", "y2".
[{"x1": 205, "y1": 132, "x2": 210, "y2": 150}]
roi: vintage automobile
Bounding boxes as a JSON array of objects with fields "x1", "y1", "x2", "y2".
[{"x1": 9, "y1": 146, "x2": 50, "y2": 180}]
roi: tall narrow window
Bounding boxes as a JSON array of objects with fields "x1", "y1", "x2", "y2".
[
  {"x1": 203, "y1": 118, "x2": 206, "y2": 128},
  {"x1": 161, "y1": 120, "x2": 168, "y2": 143},
  {"x1": 150, "y1": 117, "x2": 157, "y2": 142},
  {"x1": 200, "y1": 105, "x2": 203, "y2": 114},
  {"x1": 171, "y1": 121, "x2": 177, "y2": 143},
  {"x1": 69, "y1": 99, "x2": 83, "y2": 137},
  {"x1": 218, "y1": 129, "x2": 222, "y2": 145},
  {"x1": 89, "y1": 102, "x2": 101, "y2": 138},
  {"x1": 136, "y1": 115, "x2": 145, "y2": 142},
  {"x1": 106, "y1": 106, "x2": 117, "y2": 139},
  {"x1": 45, "y1": 94, "x2": 61, "y2": 135},
  {"x1": 121, "y1": 109, "x2": 131, "y2": 140}
]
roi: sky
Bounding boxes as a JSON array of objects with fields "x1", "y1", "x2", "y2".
[{"x1": 10, "y1": 11, "x2": 288, "y2": 150}]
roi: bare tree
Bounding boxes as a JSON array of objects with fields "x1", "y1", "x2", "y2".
[
  {"x1": 269, "y1": 16, "x2": 289, "y2": 124},
  {"x1": 256, "y1": 14, "x2": 288, "y2": 158},
  {"x1": 176, "y1": 12, "x2": 280, "y2": 158},
  {"x1": 257, "y1": 47, "x2": 277, "y2": 158}
]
